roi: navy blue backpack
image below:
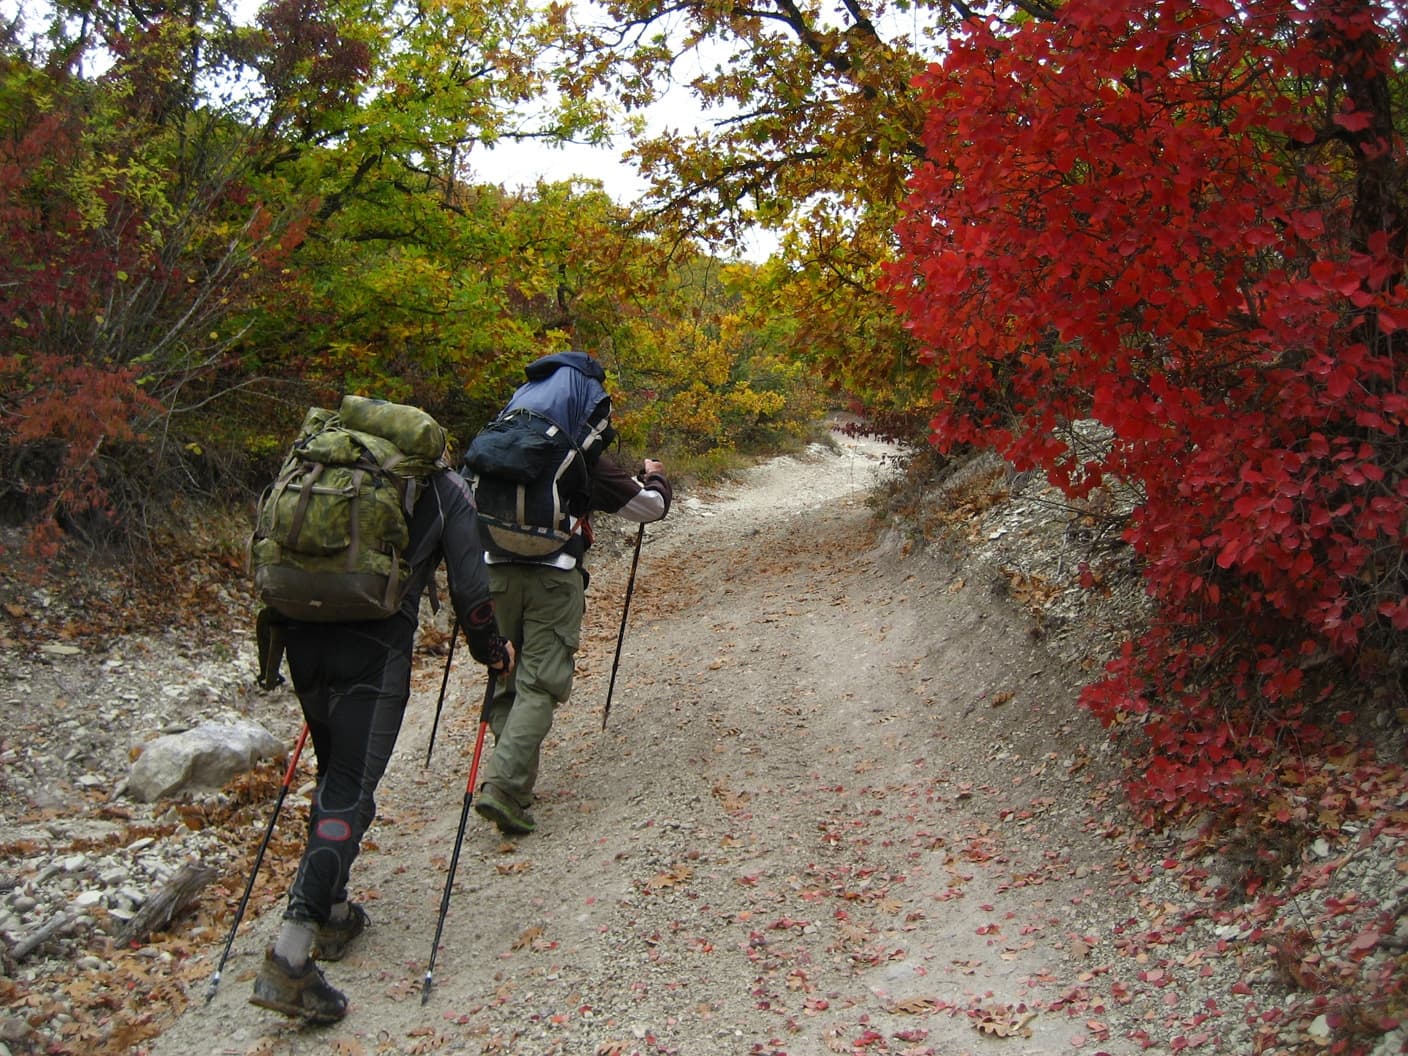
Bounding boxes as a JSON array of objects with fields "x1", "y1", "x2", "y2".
[{"x1": 463, "y1": 352, "x2": 615, "y2": 561}]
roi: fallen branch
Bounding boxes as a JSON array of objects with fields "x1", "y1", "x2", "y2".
[
  {"x1": 10, "y1": 912, "x2": 74, "y2": 962},
  {"x1": 117, "y1": 862, "x2": 218, "y2": 946}
]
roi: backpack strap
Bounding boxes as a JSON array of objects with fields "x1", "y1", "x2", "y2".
[
  {"x1": 345, "y1": 466, "x2": 365, "y2": 571},
  {"x1": 285, "y1": 462, "x2": 325, "y2": 551}
]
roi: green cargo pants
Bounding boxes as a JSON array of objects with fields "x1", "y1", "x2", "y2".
[{"x1": 483, "y1": 563, "x2": 584, "y2": 807}]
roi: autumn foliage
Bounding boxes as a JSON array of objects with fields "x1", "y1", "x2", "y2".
[
  {"x1": 0, "y1": 3, "x2": 823, "y2": 555},
  {"x1": 889, "y1": 1, "x2": 1408, "y2": 818}
]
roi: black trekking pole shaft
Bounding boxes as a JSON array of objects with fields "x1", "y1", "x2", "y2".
[
  {"x1": 425, "y1": 620, "x2": 459, "y2": 768},
  {"x1": 204, "y1": 723, "x2": 309, "y2": 1004},
  {"x1": 421, "y1": 671, "x2": 496, "y2": 1005},
  {"x1": 602, "y1": 522, "x2": 645, "y2": 731}
]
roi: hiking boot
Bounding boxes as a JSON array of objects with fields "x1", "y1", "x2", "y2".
[
  {"x1": 313, "y1": 903, "x2": 369, "y2": 961},
  {"x1": 474, "y1": 783, "x2": 536, "y2": 835},
  {"x1": 249, "y1": 949, "x2": 348, "y2": 1024}
]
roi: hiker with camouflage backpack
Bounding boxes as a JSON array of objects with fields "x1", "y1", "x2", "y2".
[{"x1": 248, "y1": 398, "x2": 515, "y2": 1023}]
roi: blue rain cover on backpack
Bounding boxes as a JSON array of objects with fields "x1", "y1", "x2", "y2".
[{"x1": 463, "y1": 352, "x2": 614, "y2": 560}]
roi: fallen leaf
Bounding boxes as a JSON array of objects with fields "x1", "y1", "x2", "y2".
[
  {"x1": 511, "y1": 925, "x2": 544, "y2": 950},
  {"x1": 889, "y1": 996, "x2": 940, "y2": 1014},
  {"x1": 974, "y1": 1007, "x2": 1037, "y2": 1038}
]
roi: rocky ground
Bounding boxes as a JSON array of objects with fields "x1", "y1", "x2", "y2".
[{"x1": 0, "y1": 426, "x2": 1405, "y2": 1056}]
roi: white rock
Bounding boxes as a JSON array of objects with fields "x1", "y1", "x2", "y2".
[{"x1": 126, "y1": 720, "x2": 281, "y2": 801}]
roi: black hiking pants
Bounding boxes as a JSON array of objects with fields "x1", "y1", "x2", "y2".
[{"x1": 281, "y1": 617, "x2": 414, "y2": 925}]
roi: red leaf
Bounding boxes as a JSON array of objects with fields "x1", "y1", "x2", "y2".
[{"x1": 1332, "y1": 109, "x2": 1374, "y2": 133}]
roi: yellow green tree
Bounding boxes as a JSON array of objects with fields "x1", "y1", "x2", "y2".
[{"x1": 557, "y1": 1, "x2": 1045, "y2": 429}]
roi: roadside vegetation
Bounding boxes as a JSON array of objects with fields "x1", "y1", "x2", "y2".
[{"x1": 3, "y1": 3, "x2": 1406, "y2": 1050}]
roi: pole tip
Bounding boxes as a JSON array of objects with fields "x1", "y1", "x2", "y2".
[{"x1": 420, "y1": 975, "x2": 432, "y2": 1006}]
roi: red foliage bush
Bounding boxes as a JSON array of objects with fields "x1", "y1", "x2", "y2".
[
  {"x1": 888, "y1": 1, "x2": 1408, "y2": 819},
  {"x1": 0, "y1": 62, "x2": 166, "y2": 553}
]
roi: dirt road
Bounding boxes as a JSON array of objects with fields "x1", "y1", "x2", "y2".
[{"x1": 149, "y1": 432, "x2": 1153, "y2": 1056}]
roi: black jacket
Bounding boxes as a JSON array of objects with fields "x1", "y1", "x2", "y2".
[{"x1": 399, "y1": 469, "x2": 499, "y2": 664}]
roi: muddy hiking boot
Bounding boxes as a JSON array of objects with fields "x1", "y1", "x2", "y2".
[
  {"x1": 313, "y1": 902, "x2": 369, "y2": 961},
  {"x1": 474, "y1": 782, "x2": 536, "y2": 835},
  {"x1": 249, "y1": 949, "x2": 348, "y2": 1024}
]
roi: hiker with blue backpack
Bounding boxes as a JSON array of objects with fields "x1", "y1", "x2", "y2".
[
  {"x1": 462, "y1": 352, "x2": 672, "y2": 836},
  {"x1": 246, "y1": 397, "x2": 516, "y2": 1023}
]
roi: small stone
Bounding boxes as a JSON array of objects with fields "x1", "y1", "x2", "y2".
[
  {"x1": 117, "y1": 887, "x2": 145, "y2": 906},
  {"x1": 73, "y1": 890, "x2": 104, "y2": 908}
]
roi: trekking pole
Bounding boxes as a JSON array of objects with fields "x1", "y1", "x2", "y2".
[
  {"x1": 420, "y1": 671, "x2": 496, "y2": 1005},
  {"x1": 424, "y1": 620, "x2": 459, "y2": 768},
  {"x1": 602, "y1": 522, "x2": 646, "y2": 731},
  {"x1": 204, "y1": 723, "x2": 309, "y2": 1004}
]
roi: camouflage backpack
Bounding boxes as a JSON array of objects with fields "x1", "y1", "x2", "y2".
[{"x1": 249, "y1": 395, "x2": 448, "y2": 622}]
